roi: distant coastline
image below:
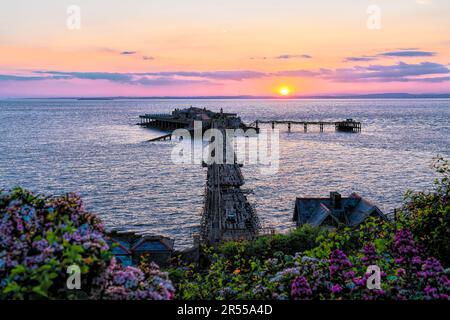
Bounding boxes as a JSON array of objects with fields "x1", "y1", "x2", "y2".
[{"x1": 4, "y1": 93, "x2": 450, "y2": 100}]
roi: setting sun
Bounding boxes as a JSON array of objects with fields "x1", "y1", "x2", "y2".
[{"x1": 279, "y1": 87, "x2": 290, "y2": 96}]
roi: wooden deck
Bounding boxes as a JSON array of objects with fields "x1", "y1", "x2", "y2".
[{"x1": 201, "y1": 121, "x2": 259, "y2": 244}]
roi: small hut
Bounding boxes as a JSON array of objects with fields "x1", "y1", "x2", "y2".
[{"x1": 107, "y1": 231, "x2": 174, "y2": 267}]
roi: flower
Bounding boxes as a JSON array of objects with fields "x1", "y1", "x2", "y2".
[
  {"x1": 361, "y1": 244, "x2": 378, "y2": 266},
  {"x1": 331, "y1": 284, "x2": 342, "y2": 294},
  {"x1": 291, "y1": 276, "x2": 312, "y2": 300}
]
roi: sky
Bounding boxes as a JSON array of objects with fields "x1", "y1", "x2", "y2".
[{"x1": 0, "y1": 0, "x2": 449, "y2": 97}]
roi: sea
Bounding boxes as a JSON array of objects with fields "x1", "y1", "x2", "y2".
[{"x1": 1, "y1": 99, "x2": 449, "y2": 248}]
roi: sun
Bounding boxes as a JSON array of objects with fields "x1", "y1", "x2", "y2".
[{"x1": 279, "y1": 87, "x2": 290, "y2": 96}]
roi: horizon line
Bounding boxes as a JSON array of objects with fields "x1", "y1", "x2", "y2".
[{"x1": 3, "y1": 92, "x2": 450, "y2": 100}]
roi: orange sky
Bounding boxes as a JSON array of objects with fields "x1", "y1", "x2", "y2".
[{"x1": 1, "y1": 0, "x2": 449, "y2": 97}]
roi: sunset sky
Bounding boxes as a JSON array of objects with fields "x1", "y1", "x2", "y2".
[{"x1": 1, "y1": 0, "x2": 450, "y2": 97}]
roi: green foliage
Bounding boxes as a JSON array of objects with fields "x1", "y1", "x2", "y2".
[
  {"x1": 218, "y1": 224, "x2": 326, "y2": 262},
  {"x1": 399, "y1": 156, "x2": 450, "y2": 266}
]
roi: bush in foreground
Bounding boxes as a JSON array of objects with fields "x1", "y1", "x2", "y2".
[{"x1": 0, "y1": 188, "x2": 174, "y2": 300}]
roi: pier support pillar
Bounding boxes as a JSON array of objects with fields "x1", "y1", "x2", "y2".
[
  {"x1": 288, "y1": 122, "x2": 291, "y2": 132},
  {"x1": 320, "y1": 123, "x2": 323, "y2": 132},
  {"x1": 304, "y1": 123, "x2": 307, "y2": 133},
  {"x1": 272, "y1": 121, "x2": 275, "y2": 129}
]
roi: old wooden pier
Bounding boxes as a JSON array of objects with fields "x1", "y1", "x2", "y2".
[
  {"x1": 253, "y1": 118, "x2": 361, "y2": 133},
  {"x1": 201, "y1": 122, "x2": 260, "y2": 244}
]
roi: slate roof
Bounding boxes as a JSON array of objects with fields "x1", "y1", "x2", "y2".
[
  {"x1": 107, "y1": 232, "x2": 174, "y2": 255},
  {"x1": 293, "y1": 192, "x2": 386, "y2": 228}
]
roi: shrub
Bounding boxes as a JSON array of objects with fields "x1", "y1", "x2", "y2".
[
  {"x1": 0, "y1": 187, "x2": 174, "y2": 300},
  {"x1": 399, "y1": 156, "x2": 450, "y2": 266}
]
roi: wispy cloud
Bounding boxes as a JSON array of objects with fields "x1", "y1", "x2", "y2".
[
  {"x1": 120, "y1": 51, "x2": 137, "y2": 55},
  {"x1": 274, "y1": 54, "x2": 312, "y2": 59},
  {"x1": 2, "y1": 61, "x2": 449, "y2": 86},
  {"x1": 379, "y1": 50, "x2": 436, "y2": 57},
  {"x1": 273, "y1": 69, "x2": 328, "y2": 77},
  {"x1": 34, "y1": 71, "x2": 133, "y2": 82},
  {"x1": 0, "y1": 74, "x2": 71, "y2": 81},
  {"x1": 251, "y1": 54, "x2": 312, "y2": 60},
  {"x1": 343, "y1": 56, "x2": 378, "y2": 62},
  {"x1": 137, "y1": 70, "x2": 267, "y2": 81},
  {"x1": 328, "y1": 62, "x2": 450, "y2": 82},
  {"x1": 142, "y1": 56, "x2": 155, "y2": 60},
  {"x1": 344, "y1": 49, "x2": 437, "y2": 63}
]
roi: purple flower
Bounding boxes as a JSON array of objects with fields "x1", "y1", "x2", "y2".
[
  {"x1": 361, "y1": 244, "x2": 378, "y2": 266},
  {"x1": 331, "y1": 284, "x2": 342, "y2": 294},
  {"x1": 291, "y1": 276, "x2": 312, "y2": 300}
]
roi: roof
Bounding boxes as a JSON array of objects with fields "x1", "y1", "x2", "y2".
[
  {"x1": 294, "y1": 192, "x2": 385, "y2": 228},
  {"x1": 132, "y1": 236, "x2": 174, "y2": 252},
  {"x1": 109, "y1": 240, "x2": 132, "y2": 255},
  {"x1": 346, "y1": 193, "x2": 385, "y2": 227},
  {"x1": 107, "y1": 232, "x2": 174, "y2": 254}
]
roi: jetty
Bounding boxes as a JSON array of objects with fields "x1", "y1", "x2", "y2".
[
  {"x1": 147, "y1": 133, "x2": 172, "y2": 142},
  {"x1": 252, "y1": 118, "x2": 361, "y2": 133},
  {"x1": 200, "y1": 121, "x2": 260, "y2": 244}
]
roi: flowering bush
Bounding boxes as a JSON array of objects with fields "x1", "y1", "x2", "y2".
[
  {"x1": 94, "y1": 259, "x2": 174, "y2": 300},
  {"x1": 0, "y1": 188, "x2": 174, "y2": 300},
  {"x1": 170, "y1": 224, "x2": 449, "y2": 300},
  {"x1": 399, "y1": 156, "x2": 450, "y2": 266}
]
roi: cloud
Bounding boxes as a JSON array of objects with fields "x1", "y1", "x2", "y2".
[
  {"x1": 0, "y1": 74, "x2": 71, "y2": 81},
  {"x1": 251, "y1": 54, "x2": 312, "y2": 60},
  {"x1": 379, "y1": 50, "x2": 436, "y2": 57},
  {"x1": 328, "y1": 62, "x2": 450, "y2": 82},
  {"x1": 273, "y1": 69, "x2": 327, "y2": 77},
  {"x1": 133, "y1": 77, "x2": 214, "y2": 86},
  {"x1": 142, "y1": 56, "x2": 155, "y2": 60},
  {"x1": 343, "y1": 56, "x2": 377, "y2": 62},
  {"x1": 2, "y1": 62, "x2": 449, "y2": 86},
  {"x1": 275, "y1": 54, "x2": 312, "y2": 59},
  {"x1": 344, "y1": 49, "x2": 437, "y2": 63},
  {"x1": 34, "y1": 71, "x2": 134, "y2": 82},
  {"x1": 120, "y1": 51, "x2": 137, "y2": 55},
  {"x1": 138, "y1": 70, "x2": 267, "y2": 81}
]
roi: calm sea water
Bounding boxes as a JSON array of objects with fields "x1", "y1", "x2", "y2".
[{"x1": 1, "y1": 99, "x2": 449, "y2": 248}]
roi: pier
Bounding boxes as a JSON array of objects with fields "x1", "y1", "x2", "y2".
[
  {"x1": 200, "y1": 122, "x2": 259, "y2": 244},
  {"x1": 253, "y1": 118, "x2": 361, "y2": 133},
  {"x1": 148, "y1": 133, "x2": 172, "y2": 142}
]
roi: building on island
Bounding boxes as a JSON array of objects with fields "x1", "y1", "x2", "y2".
[
  {"x1": 107, "y1": 231, "x2": 174, "y2": 267},
  {"x1": 293, "y1": 192, "x2": 386, "y2": 228}
]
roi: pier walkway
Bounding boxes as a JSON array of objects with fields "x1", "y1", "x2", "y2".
[{"x1": 201, "y1": 121, "x2": 259, "y2": 244}]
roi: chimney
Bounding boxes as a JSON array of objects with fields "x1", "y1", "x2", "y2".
[
  {"x1": 193, "y1": 233, "x2": 200, "y2": 248},
  {"x1": 330, "y1": 192, "x2": 342, "y2": 210}
]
